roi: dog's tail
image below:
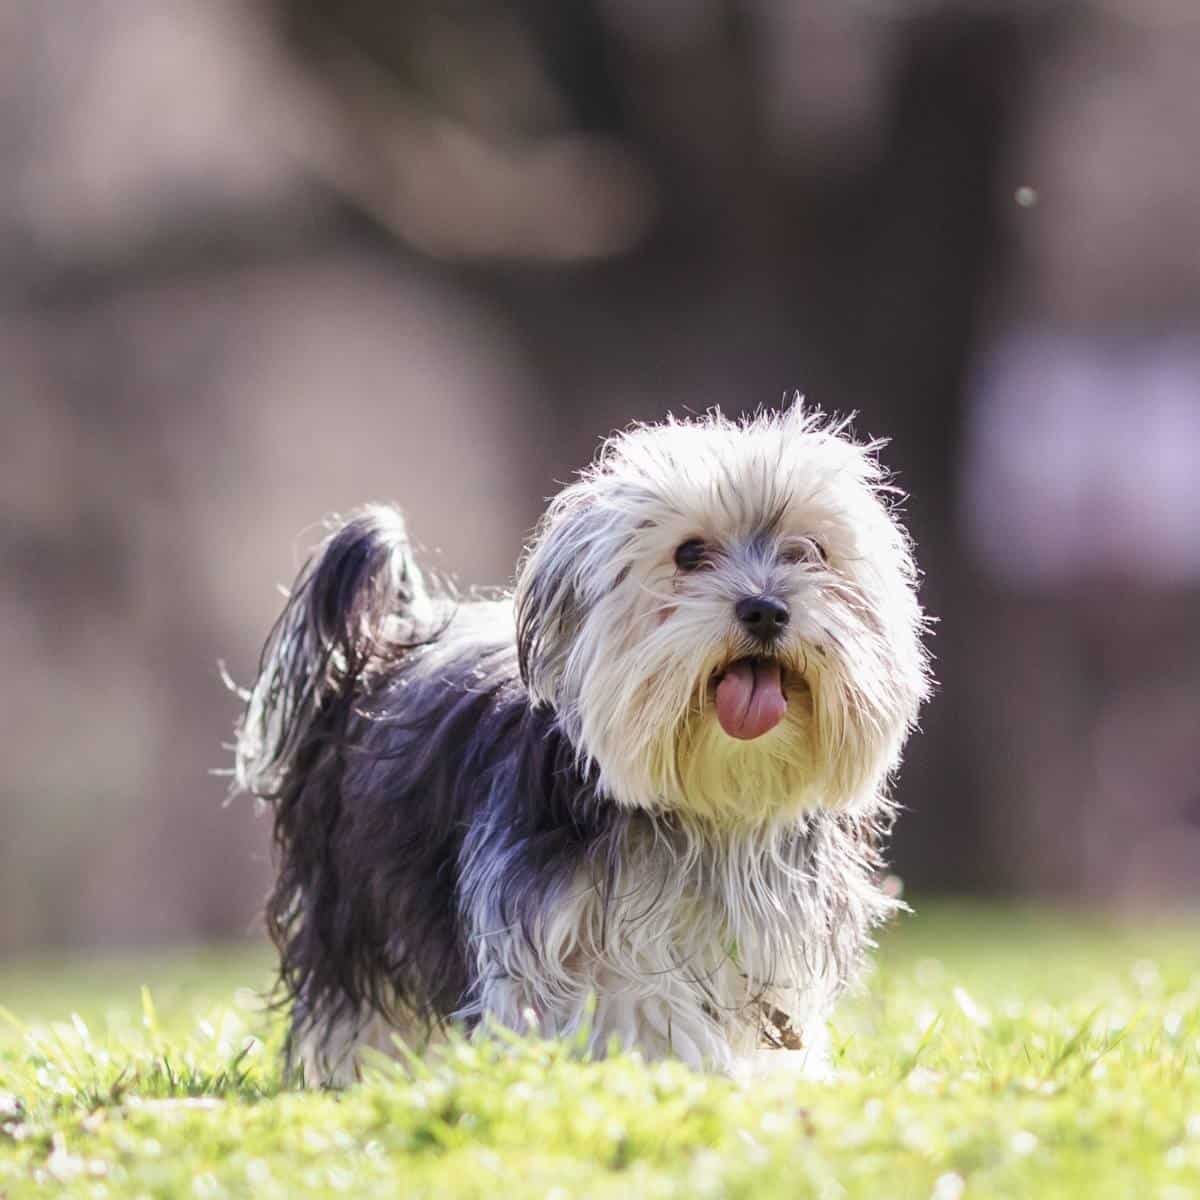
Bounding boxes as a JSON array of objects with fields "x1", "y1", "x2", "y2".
[{"x1": 234, "y1": 504, "x2": 434, "y2": 807}]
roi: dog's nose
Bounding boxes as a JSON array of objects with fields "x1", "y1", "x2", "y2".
[{"x1": 735, "y1": 595, "x2": 790, "y2": 641}]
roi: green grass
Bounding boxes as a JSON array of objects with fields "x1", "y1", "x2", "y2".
[{"x1": 3, "y1": 904, "x2": 1200, "y2": 1198}]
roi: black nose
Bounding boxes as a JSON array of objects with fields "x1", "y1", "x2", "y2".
[{"x1": 735, "y1": 595, "x2": 790, "y2": 640}]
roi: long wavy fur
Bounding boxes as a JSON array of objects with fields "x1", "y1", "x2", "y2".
[
  {"x1": 234, "y1": 407, "x2": 930, "y2": 1084},
  {"x1": 235, "y1": 507, "x2": 450, "y2": 1057}
]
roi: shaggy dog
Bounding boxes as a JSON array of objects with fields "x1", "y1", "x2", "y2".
[{"x1": 235, "y1": 407, "x2": 930, "y2": 1085}]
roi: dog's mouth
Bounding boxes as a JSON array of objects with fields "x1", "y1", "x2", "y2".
[{"x1": 710, "y1": 656, "x2": 789, "y2": 741}]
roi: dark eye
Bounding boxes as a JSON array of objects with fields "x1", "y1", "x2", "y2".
[
  {"x1": 674, "y1": 538, "x2": 709, "y2": 572},
  {"x1": 780, "y1": 539, "x2": 827, "y2": 566}
]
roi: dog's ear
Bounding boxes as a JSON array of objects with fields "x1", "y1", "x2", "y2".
[
  {"x1": 515, "y1": 477, "x2": 639, "y2": 707},
  {"x1": 514, "y1": 492, "x2": 597, "y2": 706}
]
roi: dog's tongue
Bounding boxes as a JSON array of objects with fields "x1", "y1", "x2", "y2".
[{"x1": 715, "y1": 659, "x2": 787, "y2": 740}]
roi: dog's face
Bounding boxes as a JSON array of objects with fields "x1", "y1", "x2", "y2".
[{"x1": 515, "y1": 408, "x2": 929, "y2": 826}]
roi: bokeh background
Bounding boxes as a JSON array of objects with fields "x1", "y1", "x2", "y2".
[{"x1": 3, "y1": 0, "x2": 1199, "y2": 955}]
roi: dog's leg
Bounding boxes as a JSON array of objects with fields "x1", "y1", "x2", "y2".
[
  {"x1": 740, "y1": 1020, "x2": 833, "y2": 1082},
  {"x1": 286, "y1": 1003, "x2": 407, "y2": 1088},
  {"x1": 735, "y1": 991, "x2": 835, "y2": 1082},
  {"x1": 287, "y1": 1004, "x2": 368, "y2": 1088},
  {"x1": 288, "y1": 999, "x2": 450, "y2": 1087},
  {"x1": 469, "y1": 965, "x2": 743, "y2": 1073}
]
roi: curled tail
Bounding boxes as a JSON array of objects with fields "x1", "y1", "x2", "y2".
[
  {"x1": 236, "y1": 504, "x2": 433, "y2": 806},
  {"x1": 235, "y1": 505, "x2": 442, "y2": 1078}
]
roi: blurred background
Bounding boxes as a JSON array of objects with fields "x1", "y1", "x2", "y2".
[{"x1": 2, "y1": 0, "x2": 1198, "y2": 955}]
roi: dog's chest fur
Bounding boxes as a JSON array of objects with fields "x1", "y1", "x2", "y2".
[{"x1": 459, "y1": 796, "x2": 890, "y2": 1072}]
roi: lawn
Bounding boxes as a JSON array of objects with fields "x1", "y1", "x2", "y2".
[{"x1": 2, "y1": 903, "x2": 1199, "y2": 1198}]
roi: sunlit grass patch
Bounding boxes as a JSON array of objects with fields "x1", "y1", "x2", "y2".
[{"x1": 2, "y1": 905, "x2": 1199, "y2": 1198}]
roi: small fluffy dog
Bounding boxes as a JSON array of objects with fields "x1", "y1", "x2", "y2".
[{"x1": 235, "y1": 407, "x2": 929, "y2": 1085}]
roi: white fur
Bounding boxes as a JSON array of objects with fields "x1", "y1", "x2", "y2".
[
  {"x1": 516, "y1": 406, "x2": 928, "y2": 825},
  {"x1": 460, "y1": 812, "x2": 896, "y2": 1074}
]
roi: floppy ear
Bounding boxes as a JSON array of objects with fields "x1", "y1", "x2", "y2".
[{"x1": 514, "y1": 491, "x2": 602, "y2": 706}]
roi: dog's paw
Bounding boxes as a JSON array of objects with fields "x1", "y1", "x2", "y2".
[{"x1": 735, "y1": 1046, "x2": 836, "y2": 1085}]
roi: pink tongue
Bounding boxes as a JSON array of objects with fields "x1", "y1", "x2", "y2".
[{"x1": 715, "y1": 659, "x2": 787, "y2": 740}]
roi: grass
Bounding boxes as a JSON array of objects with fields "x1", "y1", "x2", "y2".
[{"x1": 2, "y1": 904, "x2": 1200, "y2": 1198}]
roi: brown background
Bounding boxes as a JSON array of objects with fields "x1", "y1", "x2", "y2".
[{"x1": 3, "y1": 0, "x2": 1199, "y2": 952}]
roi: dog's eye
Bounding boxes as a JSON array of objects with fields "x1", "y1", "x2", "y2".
[
  {"x1": 780, "y1": 539, "x2": 827, "y2": 566},
  {"x1": 674, "y1": 538, "x2": 709, "y2": 572}
]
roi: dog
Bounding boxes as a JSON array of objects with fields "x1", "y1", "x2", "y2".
[{"x1": 235, "y1": 406, "x2": 930, "y2": 1085}]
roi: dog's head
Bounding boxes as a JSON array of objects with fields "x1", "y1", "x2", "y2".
[{"x1": 515, "y1": 407, "x2": 930, "y2": 826}]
